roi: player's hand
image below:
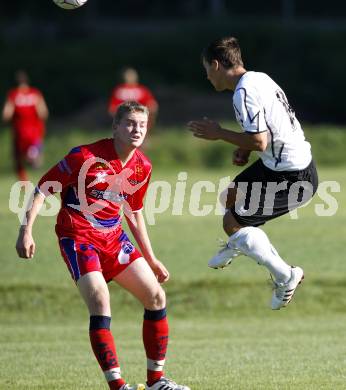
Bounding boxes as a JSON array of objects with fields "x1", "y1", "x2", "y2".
[
  {"x1": 148, "y1": 259, "x2": 170, "y2": 284},
  {"x1": 187, "y1": 117, "x2": 223, "y2": 141},
  {"x1": 233, "y1": 148, "x2": 251, "y2": 166},
  {"x1": 16, "y1": 228, "x2": 36, "y2": 259}
]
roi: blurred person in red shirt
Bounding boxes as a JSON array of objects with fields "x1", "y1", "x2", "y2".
[
  {"x1": 108, "y1": 68, "x2": 158, "y2": 129},
  {"x1": 2, "y1": 70, "x2": 49, "y2": 180}
]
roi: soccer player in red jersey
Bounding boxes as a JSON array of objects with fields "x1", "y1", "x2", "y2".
[
  {"x1": 16, "y1": 101, "x2": 189, "y2": 390},
  {"x1": 108, "y1": 68, "x2": 158, "y2": 129},
  {"x1": 2, "y1": 70, "x2": 49, "y2": 180}
]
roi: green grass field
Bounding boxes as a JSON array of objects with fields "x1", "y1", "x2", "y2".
[{"x1": 0, "y1": 126, "x2": 345, "y2": 389}]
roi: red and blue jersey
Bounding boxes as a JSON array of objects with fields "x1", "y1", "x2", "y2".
[{"x1": 37, "y1": 138, "x2": 152, "y2": 240}]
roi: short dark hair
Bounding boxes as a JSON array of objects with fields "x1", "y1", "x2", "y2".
[
  {"x1": 202, "y1": 37, "x2": 243, "y2": 69},
  {"x1": 15, "y1": 69, "x2": 29, "y2": 85},
  {"x1": 113, "y1": 101, "x2": 149, "y2": 125}
]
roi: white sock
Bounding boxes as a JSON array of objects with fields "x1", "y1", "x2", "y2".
[{"x1": 229, "y1": 226, "x2": 291, "y2": 283}]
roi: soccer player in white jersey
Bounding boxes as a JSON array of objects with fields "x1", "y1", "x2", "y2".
[{"x1": 188, "y1": 37, "x2": 318, "y2": 310}]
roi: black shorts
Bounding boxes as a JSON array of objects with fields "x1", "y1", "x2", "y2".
[{"x1": 230, "y1": 159, "x2": 318, "y2": 227}]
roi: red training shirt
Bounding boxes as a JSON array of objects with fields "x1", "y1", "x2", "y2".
[
  {"x1": 108, "y1": 83, "x2": 157, "y2": 114},
  {"x1": 7, "y1": 87, "x2": 45, "y2": 142}
]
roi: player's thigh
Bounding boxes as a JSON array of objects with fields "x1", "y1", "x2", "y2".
[
  {"x1": 59, "y1": 238, "x2": 103, "y2": 281},
  {"x1": 220, "y1": 185, "x2": 238, "y2": 209},
  {"x1": 113, "y1": 258, "x2": 165, "y2": 310},
  {"x1": 77, "y1": 271, "x2": 111, "y2": 316},
  {"x1": 222, "y1": 160, "x2": 266, "y2": 209},
  {"x1": 223, "y1": 209, "x2": 245, "y2": 235},
  {"x1": 59, "y1": 237, "x2": 110, "y2": 315}
]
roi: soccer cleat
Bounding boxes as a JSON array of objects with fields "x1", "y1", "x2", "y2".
[
  {"x1": 145, "y1": 377, "x2": 191, "y2": 390},
  {"x1": 271, "y1": 266, "x2": 304, "y2": 310},
  {"x1": 208, "y1": 239, "x2": 243, "y2": 269},
  {"x1": 120, "y1": 384, "x2": 145, "y2": 390}
]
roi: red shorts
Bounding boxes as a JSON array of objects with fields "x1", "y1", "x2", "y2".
[{"x1": 58, "y1": 230, "x2": 142, "y2": 283}]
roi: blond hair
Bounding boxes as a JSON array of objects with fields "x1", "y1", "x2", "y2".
[{"x1": 113, "y1": 101, "x2": 149, "y2": 125}]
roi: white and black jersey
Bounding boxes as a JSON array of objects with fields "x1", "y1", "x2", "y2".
[{"x1": 233, "y1": 72, "x2": 312, "y2": 171}]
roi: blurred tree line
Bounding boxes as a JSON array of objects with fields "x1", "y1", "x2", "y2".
[
  {"x1": 2, "y1": 0, "x2": 346, "y2": 20},
  {"x1": 1, "y1": 1, "x2": 346, "y2": 124}
]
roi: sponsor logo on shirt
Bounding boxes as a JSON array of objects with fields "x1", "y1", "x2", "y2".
[{"x1": 90, "y1": 189, "x2": 128, "y2": 202}]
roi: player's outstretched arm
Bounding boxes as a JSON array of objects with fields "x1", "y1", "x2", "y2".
[
  {"x1": 16, "y1": 191, "x2": 45, "y2": 259},
  {"x1": 125, "y1": 210, "x2": 169, "y2": 283},
  {"x1": 187, "y1": 118, "x2": 267, "y2": 151}
]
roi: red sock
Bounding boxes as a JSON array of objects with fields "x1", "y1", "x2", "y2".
[
  {"x1": 89, "y1": 316, "x2": 126, "y2": 390},
  {"x1": 143, "y1": 308, "x2": 169, "y2": 386}
]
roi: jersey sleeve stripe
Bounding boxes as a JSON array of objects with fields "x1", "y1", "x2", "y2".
[
  {"x1": 61, "y1": 158, "x2": 72, "y2": 174},
  {"x1": 34, "y1": 186, "x2": 46, "y2": 198}
]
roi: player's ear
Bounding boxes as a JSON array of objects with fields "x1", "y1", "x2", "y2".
[{"x1": 211, "y1": 59, "x2": 219, "y2": 71}]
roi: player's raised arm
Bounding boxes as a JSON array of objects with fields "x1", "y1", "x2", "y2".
[
  {"x1": 187, "y1": 117, "x2": 267, "y2": 151},
  {"x1": 125, "y1": 210, "x2": 169, "y2": 284},
  {"x1": 16, "y1": 190, "x2": 45, "y2": 259}
]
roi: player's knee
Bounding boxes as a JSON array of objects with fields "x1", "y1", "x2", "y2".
[
  {"x1": 88, "y1": 287, "x2": 110, "y2": 314},
  {"x1": 223, "y1": 211, "x2": 241, "y2": 236},
  {"x1": 144, "y1": 287, "x2": 166, "y2": 310}
]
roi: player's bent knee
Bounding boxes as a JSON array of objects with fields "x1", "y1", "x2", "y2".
[
  {"x1": 77, "y1": 272, "x2": 111, "y2": 315},
  {"x1": 89, "y1": 288, "x2": 110, "y2": 311},
  {"x1": 223, "y1": 210, "x2": 242, "y2": 236},
  {"x1": 144, "y1": 286, "x2": 166, "y2": 311}
]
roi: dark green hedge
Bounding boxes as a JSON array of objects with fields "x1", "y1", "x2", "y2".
[
  {"x1": 0, "y1": 18, "x2": 345, "y2": 122},
  {"x1": 0, "y1": 124, "x2": 345, "y2": 175}
]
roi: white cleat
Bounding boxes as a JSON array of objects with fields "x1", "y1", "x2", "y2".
[
  {"x1": 120, "y1": 384, "x2": 145, "y2": 390},
  {"x1": 271, "y1": 266, "x2": 304, "y2": 310},
  {"x1": 208, "y1": 239, "x2": 243, "y2": 269},
  {"x1": 145, "y1": 377, "x2": 190, "y2": 390}
]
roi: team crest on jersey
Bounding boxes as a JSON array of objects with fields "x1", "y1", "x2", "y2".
[{"x1": 135, "y1": 165, "x2": 143, "y2": 175}]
